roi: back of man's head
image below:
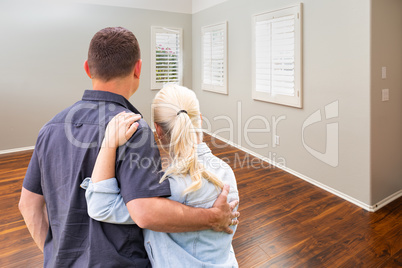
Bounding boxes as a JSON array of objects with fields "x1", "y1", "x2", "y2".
[{"x1": 88, "y1": 27, "x2": 141, "y2": 82}]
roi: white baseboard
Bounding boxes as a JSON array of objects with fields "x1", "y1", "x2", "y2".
[
  {"x1": 0, "y1": 146, "x2": 35, "y2": 155},
  {"x1": 372, "y1": 189, "x2": 402, "y2": 212},
  {"x1": 203, "y1": 130, "x2": 402, "y2": 212}
]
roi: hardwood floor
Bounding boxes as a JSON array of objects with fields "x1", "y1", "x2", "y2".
[
  {"x1": 0, "y1": 134, "x2": 401, "y2": 267},
  {"x1": 0, "y1": 151, "x2": 44, "y2": 268}
]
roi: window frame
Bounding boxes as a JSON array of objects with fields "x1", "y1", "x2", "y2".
[
  {"x1": 252, "y1": 4, "x2": 303, "y2": 108},
  {"x1": 151, "y1": 26, "x2": 183, "y2": 90},
  {"x1": 201, "y1": 21, "x2": 228, "y2": 95}
]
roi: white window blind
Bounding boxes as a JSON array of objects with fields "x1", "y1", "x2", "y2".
[
  {"x1": 252, "y1": 4, "x2": 302, "y2": 108},
  {"x1": 151, "y1": 27, "x2": 183, "y2": 90},
  {"x1": 201, "y1": 22, "x2": 228, "y2": 94}
]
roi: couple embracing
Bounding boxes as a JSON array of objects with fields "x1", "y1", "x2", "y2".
[{"x1": 19, "y1": 27, "x2": 239, "y2": 268}]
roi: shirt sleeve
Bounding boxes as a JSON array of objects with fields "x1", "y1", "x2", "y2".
[
  {"x1": 80, "y1": 178, "x2": 135, "y2": 224},
  {"x1": 23, "y1": 149, "x2": 43, "y2": 195},
  {"x1": 115, "y1": 122, "x2": 171, "y2": 204}
]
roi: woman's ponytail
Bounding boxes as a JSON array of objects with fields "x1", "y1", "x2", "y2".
[{"x1": 154, "y1": 85, "x2": 224, "y2": 194}]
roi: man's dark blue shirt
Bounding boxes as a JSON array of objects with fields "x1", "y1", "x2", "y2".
[{"x1": 23, "y1": 90, "x2": 171, "y2": 267}]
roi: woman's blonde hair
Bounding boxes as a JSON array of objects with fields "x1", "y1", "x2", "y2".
[{"x1": 152, "y1": 84, "x2": 224, "y2": 194}]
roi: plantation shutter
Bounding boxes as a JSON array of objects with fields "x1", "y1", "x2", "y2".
[
  {"x1": 201, "y1": 22, "x2": 227, "y2": 94},
  {"x1": 255, "y1": 14, "x2": 295, "y2": 96},
  {"x1": 202, "y1": 31, "x2": 213, "y2": 85},
  {"x1": 252, "y1": 4, "x2": 302, "y2": 108},
  {"x1": 151, "y1": 27, "x2": 182, "y2": 89}
]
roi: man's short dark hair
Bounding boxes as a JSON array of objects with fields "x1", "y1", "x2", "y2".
[{"x1": 88, "y1": 27, "x2": 141, "y2": 82}]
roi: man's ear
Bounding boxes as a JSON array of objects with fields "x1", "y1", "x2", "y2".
[
  {"x1": 134, "y1": 59, "x2": 142, "y2": 79},
  {"x1": 84, "y1": 60, "x2": 92, "y2": 78}
]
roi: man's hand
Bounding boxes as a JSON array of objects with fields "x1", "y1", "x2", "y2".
[{"x1": 210, "y1": 184, "x2": 240, "y2": 234}]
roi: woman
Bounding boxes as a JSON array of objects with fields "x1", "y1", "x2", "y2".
[{"x1": 81, "y1": 84, "x2": 239, "y2": 267}]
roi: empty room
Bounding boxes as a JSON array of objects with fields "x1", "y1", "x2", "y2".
[{"x1": 0, "y1": 0, "x2": 401, "y2": 267}]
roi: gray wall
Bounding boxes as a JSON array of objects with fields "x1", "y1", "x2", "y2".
[
  {"x1": 192, "y1": 0, "x2": 372, "y2": 205},
  {"x1": 371, "y1": 0, "x2": 402, "y2": 204},
  {"x1": 0, "y1": 0, "x2": 192, "y2": 150},
  {"x1": 2, "y1": 0, "x2": 401, "y2": 207}
]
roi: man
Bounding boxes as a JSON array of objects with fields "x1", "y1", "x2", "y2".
[{"x1": 19, "y1": 27, "x2": 239, "y2": 267}]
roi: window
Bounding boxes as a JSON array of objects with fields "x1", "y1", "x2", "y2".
[
  {"x1": 252, "y1": 4, "x2": 302, "y2": 108},
  {"x1": 201, "y1": 22, "x2": 228, "y2": 94},
  {"x1": 151, "y1": 27, "x2": 183, "y2": 90}
]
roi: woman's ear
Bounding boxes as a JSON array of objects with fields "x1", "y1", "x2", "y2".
[{"x1": 154, "y1": 123, "x2": 163, "y2": 140}]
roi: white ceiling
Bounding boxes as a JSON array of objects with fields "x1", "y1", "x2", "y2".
[
  {"x1": 74, "y1": 0, "x2": 228, "y2": 14},
  {"x1": 192, "y1": 0, "x2": 228, "y2": 13}
]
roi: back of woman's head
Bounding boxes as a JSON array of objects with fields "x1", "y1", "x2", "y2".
[
  {"x1": 152, "y1": 84, "x2": 223, "y2": 194},
  {"x1": 153, "y1": 84, "x2": 202, "y2": 145}
]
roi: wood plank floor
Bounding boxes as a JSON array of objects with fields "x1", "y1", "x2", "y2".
[{"x1": 0, "y1": 133, "x2": 401, "y2": 267}]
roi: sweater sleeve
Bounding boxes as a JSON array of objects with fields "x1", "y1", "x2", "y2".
[{"x1": 80, "y1": 178, "x2": 135, "y2": 225}]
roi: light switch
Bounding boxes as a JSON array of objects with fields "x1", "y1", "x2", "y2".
[
  {"x1": 382, "y1": 67, "x2": 387, "y2": 79},
  {"x1": 382, "y1": 89, "x2": 389, "y2": 101}
]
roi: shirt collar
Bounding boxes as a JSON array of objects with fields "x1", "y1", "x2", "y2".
[
  {"x1": 197, "y1": 142, "x2": 211, "y2": 157},
  {"x1": 82, "y1": 90, "x2": 142, "y2": 116}
]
